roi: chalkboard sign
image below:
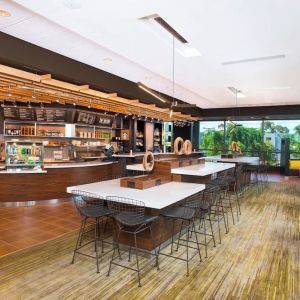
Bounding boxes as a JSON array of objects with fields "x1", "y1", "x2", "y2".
[
  {"x1": 18, "y1": 108, "x2": 35, "y2": 121},
  {"x1": 97, "y1": 115, "x2": 113, "y2": 127},
  {"x1": 3, "y1": 107, "x2": 19, "y2": 120},
  {"x1": 36, "y1": 108, "x2": 67, "y2": 122},
  {"x1": 76, "y1": 111, "x2": 96, "y2": 125}
]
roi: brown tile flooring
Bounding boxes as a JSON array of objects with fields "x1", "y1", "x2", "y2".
[
  {"x1": 0, "y1": 201, "x2": 82, "y2": 256},
  {"x1": 0, "y1": 173, "x2": 299, "y2": 257}
]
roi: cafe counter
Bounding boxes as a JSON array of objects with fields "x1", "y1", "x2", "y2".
[{"x1": 0, "y1": 161, "x2": 123, "y2": 202}]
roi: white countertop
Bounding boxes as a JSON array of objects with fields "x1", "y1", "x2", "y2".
[
  {"x1": 45, "y1": 161, "x2": 114, "y2": 169},
  {"x1": 67, "y1": 179, "x2": 205, "y2": 210},
  {"x1": 205, "y1": 155, "x2": 260, "y2": 165},
  {"x1": 0, "y1": 169, "x2": 47, "y2": 174},
  {"x1": 113, "y1": 151, "x2": 203, "y2": 158},
  {"x1": 172, "y1": 162, "x2": 236, "y2": 176},
  {"x1": 126, "y1": 164, "x2": 145, "y2": 171},
  {"x1": 113, "y1": 153, "x2": 145, "y2": 158}
]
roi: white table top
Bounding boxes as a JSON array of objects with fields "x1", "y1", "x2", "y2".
[
  {"x1": 127, "y1": 157, "x2": 206, "y2": 172},
  {"x1": 205, "y1": 155, "x2": 260, "y2": 165},
  {"x1": 67, "y1": 179, "x2": 205, "y2": 210},
  {"x1": 126, "y1": 164, "x2": 145, "y2": 171},
  {"x1": 171, "y1": 162, "x2": 236, "y2": 176}
]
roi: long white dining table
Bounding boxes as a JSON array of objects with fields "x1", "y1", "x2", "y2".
[
  {"x1": 171, "y1": 162, "x2": 236, "y2": 177},
  {"x1": 67, "y1": 178, "x2": 206, "y2": 210}
]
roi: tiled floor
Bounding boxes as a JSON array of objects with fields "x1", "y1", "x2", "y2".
[
  {"x1": 0, "y1": 172, "x2": 299, "y2": 257},
  {"x1": 0, "y1": 201, "x2": 81, "y2": 256}
]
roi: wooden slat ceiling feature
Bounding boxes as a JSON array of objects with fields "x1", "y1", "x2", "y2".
[{"x1": 0, "y1": 64, "x2": 197, "y2": 121}]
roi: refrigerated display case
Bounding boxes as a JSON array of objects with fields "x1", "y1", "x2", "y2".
[{"x1": 5, "y1": 141, "x2": 44, "y2": 170}]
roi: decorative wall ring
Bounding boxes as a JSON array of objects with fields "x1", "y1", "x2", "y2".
[
  {"x1": 143, "y1": 151, "x2": 155, "y2": 171},
  {"x1": 183, "y1": 140, "x2": 192, "y2": 155},
  {"x1": 174, "y1": 137, "x2": 184, "y2": 155}
]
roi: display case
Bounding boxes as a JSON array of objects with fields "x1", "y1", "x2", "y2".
[
  {"x1": 153, "y1": 123, "x2": 163, "y2": 152},
  {"x1": 163, "y1": 122, "x2": 173, "y2": 153},
  {"x1": 136, "y1": 120, "x2": 145, "y2": 152},
  {"x1": 5, "y1": 141, "x2": 44, "y2": 170}
]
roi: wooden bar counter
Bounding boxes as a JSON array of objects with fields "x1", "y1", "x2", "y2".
[{"x1": 0, "y1": 161, "x2": 123, "y2": 202}]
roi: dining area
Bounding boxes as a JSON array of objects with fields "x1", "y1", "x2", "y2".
[{"x1": 65, "y1": 153, "x2": 264, "y2": 287}]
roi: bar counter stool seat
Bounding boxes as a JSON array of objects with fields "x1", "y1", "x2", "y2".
[
  {"x1": 71, "y1": 191, "x2": 114, "y2": 274},
  {"x1": 106, "y1": 196, "x2": 159, "y2": 287},
  {"x1": 159, "y1": 202, "x2": 202, "y2": 276}
]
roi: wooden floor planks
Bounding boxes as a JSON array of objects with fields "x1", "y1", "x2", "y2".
[{"x1": 0, "y1": 183, "x2": 299, "y2": 299}]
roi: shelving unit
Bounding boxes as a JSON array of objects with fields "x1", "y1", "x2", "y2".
[{"x1": 4, "y1": 121, "x2": 112, "y2": 140}]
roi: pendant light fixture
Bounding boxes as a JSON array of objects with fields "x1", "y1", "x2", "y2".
[{"x1": 170, "y1": 36, "x2": 175, "y2": 118}]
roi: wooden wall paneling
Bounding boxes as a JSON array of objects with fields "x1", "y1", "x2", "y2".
[{"x1": 0, "y1": 162, "x2": 123, "y2": 202}]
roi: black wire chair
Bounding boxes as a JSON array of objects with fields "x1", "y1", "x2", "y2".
[
  {"x1": 71, "y1": 190, "x2": 113, "y2": 273},
  {"x1": 159, "y1": 197, "x2": 202, "y2": 276},
  {"x1": 106, "y1": 196, "x2": 159, "y2": 287}
]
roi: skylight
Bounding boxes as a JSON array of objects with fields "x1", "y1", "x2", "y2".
[{"x1": 139, "y1": 14, "x2": 201, "y2": 58}]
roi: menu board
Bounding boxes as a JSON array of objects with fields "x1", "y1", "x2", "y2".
[
  {"x1": 3, "y1": 107, "x2": 19, "y2": 120},
  {"x1": 18, "y1": 108, "x2": 35, "y2": 121},
  {"x1": 36, "y1": 108, "x2": 67, "y2": 122},
  {"x1": 76, "y1": 111, "x2": 96, "y2": 125},
  {"x1": 97, "y1": 115, "x2": 113, "y2": 127}
]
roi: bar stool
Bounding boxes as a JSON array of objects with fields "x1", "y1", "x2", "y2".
[
  {"x1": 244, "y1": 164, "x2": 260, "y2": 193},
  {"x1": 203, "y1": 183, "x2": 227, "y2": 244},
  {"x1": 106, "y1": 196, "x2": 159, "y2": 287},
  {"x1": 209, "y1": 169, "x2": 234, "y2": 230},
  {"x1": 71, "y1": 190, "x2": 113, "y2": 273},
  {"x1": 182, "y1": 189, "x2": 217, "y2": 258},
  {"x1": 159, "y1": 200, "x2": 202, "y2": 276}
]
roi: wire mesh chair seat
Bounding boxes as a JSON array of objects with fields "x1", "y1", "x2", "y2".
[
  {"x1": 161, "y1": 206, "x2": 195, "y2": 220},
  {"x1": 71, "y1": 190, "x2": 114, "y2": 274},
  {"x1": 114, "y1": 211, "x2": 157, "y2": 228},
  {"x1": 159, "y1": 198, "x2": 202, "y2": 276},
  {"x1": 106, "y1": 196, "x2": 159, "y2": 287}
]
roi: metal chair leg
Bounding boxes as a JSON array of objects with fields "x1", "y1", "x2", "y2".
[
  {"x1": 149, "y1": 226, "x2": 160, "y2": 270},
  {"x1": 192, "y1": 220, "x2": 202, "y2": 262},
  {"x1": 203, "y1": 214, "x2": 208, "y2": 258},
  {"x1": 186, "y1": 222, "x2": 190, "y2": 276},
  {"x1": 71, "y1": 217, "x2": 86, "y2": 264},
  {"x1": 208, "y1": 212, "x2": 216, "y2": 247},
  {"x1": 170, "y1": 219, "x2": 175, "y2": 254},
  {"x1": 107, "y1": 229, "x2": 121, "y2": 277},
  {"x1": 176, "y1": 220, "x2": 184, "y2": 252},
  {"x1": 94, "y1": 219, "x2": 100, "y2": 273},
  {"x1": 134, "y1": 233, "x2": 142, "y2": 287}
]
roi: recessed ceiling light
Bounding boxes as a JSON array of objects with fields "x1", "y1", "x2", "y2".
[
  {"x1": 103, "y1": 57, "x2": 112, "y2": 62},
  {"x1": 62, "y1": 0, "x2": 81, "y2": 9},
  {"x1": 0, "y1": 9, "x2": 11, "y2": 17}
]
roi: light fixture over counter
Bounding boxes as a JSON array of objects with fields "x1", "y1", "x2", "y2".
[{"x1": 137, "y1": 82, "x2": 166, "y2": 103}]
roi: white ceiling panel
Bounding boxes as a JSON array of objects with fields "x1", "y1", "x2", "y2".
[{"x1": 0, "y1": 0, "x2": 299, "y2": 108}]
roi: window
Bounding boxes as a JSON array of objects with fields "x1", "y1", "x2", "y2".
[
  {"x1": 225, "y1": 120, "x2": 262, "y2": 157},
  {"x1": 264, "y1": 120, "x2": 300, "y2": 160},
  {"x1": 199, "y1": 121, "x2": 224, "y2": 156}
]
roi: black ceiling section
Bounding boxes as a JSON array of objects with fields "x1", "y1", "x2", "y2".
[
  {"x1": 1, "y1": 32, "x2": 299, "y2": 120},
  {"x1": 0, "y1": 32, "x2": 202, "y2": 117}
]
